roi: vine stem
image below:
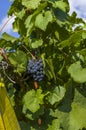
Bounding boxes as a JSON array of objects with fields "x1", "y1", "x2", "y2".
[
  {"x1": 0, "y1": 15, "x2": 15, "y2": 33},
  {"x1": 3, "y1": 68, "x2": 16, "y2": 84},
  {"x1": 22, "y1": 45, "x2": 36, "y2": 59}
]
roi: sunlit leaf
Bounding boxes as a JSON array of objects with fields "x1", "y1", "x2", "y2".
[
  {"x1": 22, "y1": 0, "x2": 41, "y2": 9},
  {"x1": 82, "y1": 31, "x2": 86, "y2": 39},
  {"x1": 69, "y1": 89, "x2": 86, "y2": 130},
  {"x1": 68, "y1": 61, "x2": 86, "y2": 83},
  {"x1": 54, "y1": 1, "x2": 68, "y2": 12},
  {"x1": 25, "y1": 15, "x2": 34, "y2": 35},
  {"x1": 35, "y1": 11, "x2": 53, "y2": 31},
  {"x1": 47, "y1": 119, "x2": 61, "y2": 130},
  {"x1": 51, "y1": 88, "x2": 86, "y2": 130},
  {"x1": 23, "y1": 89, "x2": 44, "y2": 113},
  {"x1": 2, "y1": 32, "x2": 17, "y2": 42},
  {"x1": 31, "y1": 39, "x2": 43, "y2": 48}
]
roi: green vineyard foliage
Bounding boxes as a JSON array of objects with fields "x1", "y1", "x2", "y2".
[{"x1": 0, "y1": 0, "x2": 86, "y2": 129}]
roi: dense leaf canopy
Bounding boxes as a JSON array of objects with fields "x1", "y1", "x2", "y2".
[{"x1": 0, "y1": 0, "x2": 86, "y2": 129}]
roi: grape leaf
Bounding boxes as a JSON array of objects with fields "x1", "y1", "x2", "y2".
[
  {"x1": 19, "y1": 121, "x2": 30, "y2": 130},
  {"x1": 31, "y1": 39, "x2": 43, "y2": 48},
  {"x1": 2, "y1": 32, "x2": 17, "y2": 43},
  {"x1": 82, "y1": 31, "x2": 86, "y2": 39},
  {"x1": 50, "y1": 88, "x2": 86, "y2": 130},
  {"x1": 47, "y1": 119, "x2": 61, "y2": 130},
  {"x1": 25, "y1": 15, "x2": 34, "y2": 35},
  {"x1": 54, "y1": 1, "x2": 68, "y2": 12},
  {"x1": 23, "y1": 89, "x2": 44, "y2": 113},
  {"x1": 13, "y1": 18, "x2": 26, "y2": 36},
  {"x1": 59, "y1": 32, "x2": 82, "y2": 48},
  {"x1": 8, "y1": 50, "x2": 27, "y2": 74},
  {"x1": 68, "y1": 61, "x2": 86, "y2": 83},
  {"x1": 47, "y1": 86, "x2": 66, "y2": 105},
  {"x1": 35, "y1": 11, "x2": 53, "y2": 31},
  {"x1": 22, "y1": 0, "x2": 41, "y2": 9},
  {"x1": 69, "y1": 89, "x2": 86, "y2": 130},
  {"x1": 17, "y1": 9, "x2": 25, "y2": 19}
]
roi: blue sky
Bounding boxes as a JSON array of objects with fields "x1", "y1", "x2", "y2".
[
  {"x1": 0, "y1": 0, "x2": 86, "y2": 37},
  {"x1": 0, "y1": 0, "x2": 18, "y2": 37},
  {"x1": 69, "y1": 0, "x2": 86, "y2": 21},
  {"x1": 0, "y1": 0, "x2": 11, "y2": 21}
]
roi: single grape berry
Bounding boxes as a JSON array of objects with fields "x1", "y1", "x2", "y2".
[{"x1": 27, "y1": 59, "x2": 44, "y2": 82}]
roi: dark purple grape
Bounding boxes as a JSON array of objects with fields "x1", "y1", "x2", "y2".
[
  {"x1": 27, "y1": 59, "x2": 44, "y2": 82},
  {"x1": 39, "y1": 59, "x2": 42, "y2": 63}
]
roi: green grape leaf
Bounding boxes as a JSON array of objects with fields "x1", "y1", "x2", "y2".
[
  {"x1": 59, "y1": 32, "x2": 82, "y2": 48},
  {"x1": 23, "y1": 89, "x2": 44, "y2": 113},
  {"x1": 55, "y1": 31, "x2": 59, "y2": 40},
  {"x1": 54, "y1": 1, "x2": 68, "y2": 12},
  {"x1": 13, "y1": 20, "x2": 19, "y2": 32},
  {"x1": 50, "y1": 88, "x2": 86, "y2": 130},
  {"x1": 80, "y1": 48, "x2": 86, "y2": 56},
  {"x1": 0, "y1": 55, "x2": 3, "y2": 61},
  {"x1": 58, "y1": 39, "x2": 69, "y2": 48},
  {"x1": 69, "y1": 103, "x2": 86, "y2": 130},
  {"x1": 8, "y1": 50, "x2": 27, "y2": 74},
  {"x1": 17, "y1": 9, "x2": 25, "y2": 19},
  {"x1": 22, "y1": 0, "x2": 41, "y2": 9},
  {"x1": 19, "y1": 121, "x2": 30, "y2": 130},
  {"x1": 68, "y1": 61, "x2": 86, "y2": 83},
  {"x1": 35, "y1": 11, "x2": 53, "y2": 31},
  {"x1": 68, "y1": 89, "x2": 86, "y2": 130},
  {"x1": 25, "y1": 15, "x2": 33, "y2": 28},
  {"x1": 47, "y1": 86, "x2": 66, "y2": 105},
  {"x1": 22, "y1": 105, "x2": 33, "y2": 120},
  {"x1": 31, "y1": 39, "x2": 43, "y2": 48},
  {"x1": 25, "y1": 2, "x2": 48, "y2": 35},
  {"x1": 82, "y1": 31, "x2": 86, "y2": 39},
  {"x1": 46, "y1": 59, "x2": 56, "y2": 81},
  {"x1": 13, "y1": 18, "x2": 26, "y2": 35},
  {"x1": 47, "y1": 119, "x2": 61, "y2": 130},
  {"x1": 25, "y1": 15, "x2": 34, "y2": 35},
  {"x1": 2, "y1": 32, "x2": 17, "y2": 42}
]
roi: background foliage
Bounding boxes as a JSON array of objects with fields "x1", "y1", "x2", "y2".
[{"x1": 0, "y1": 0, "x2": 86, "y2": 129}]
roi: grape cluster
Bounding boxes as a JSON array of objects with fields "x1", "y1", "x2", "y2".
[{"x1": 27, "y1": 59, "x2": 44, "y2": 81}]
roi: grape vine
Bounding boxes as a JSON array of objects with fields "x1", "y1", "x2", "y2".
[{"x1": 0, "y1": 0, "x2": 86, "y2": 130}]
